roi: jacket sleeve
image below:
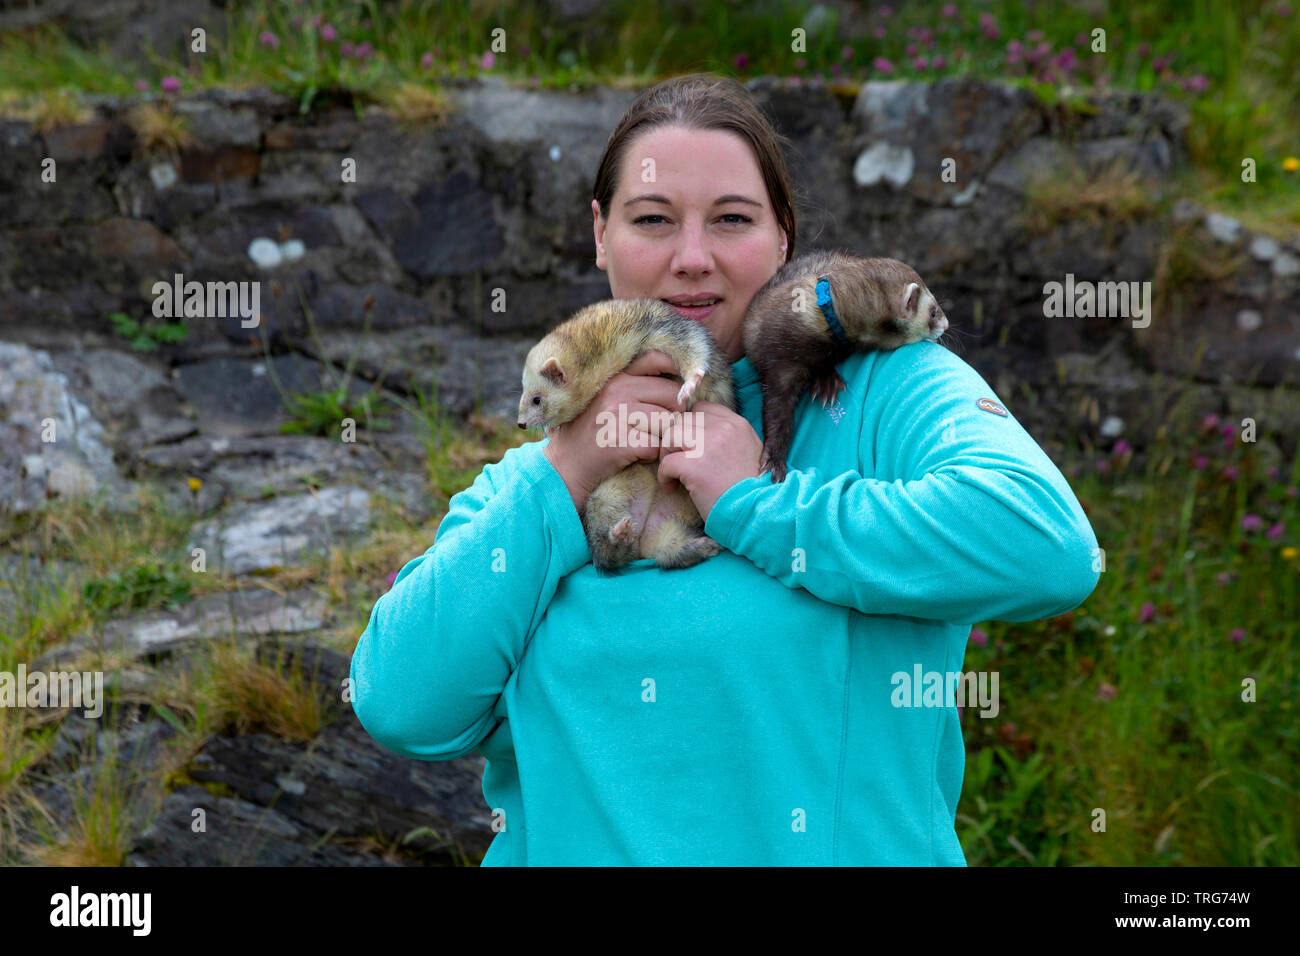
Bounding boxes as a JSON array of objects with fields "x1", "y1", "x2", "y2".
[
  {"x1": 349, "y1": 440, "x2": 590, "y2": 760},
  {"x1": 704, "y1": 343, "x2": 1100, "y2": 625}
]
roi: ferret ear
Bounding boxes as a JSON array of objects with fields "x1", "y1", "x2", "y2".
[
  {"x1": 540, "y1": 356, "x2": 567, "y2": 385},
  {"x1": 901, "y1": 282, "x2": 920, "y2": 315}
]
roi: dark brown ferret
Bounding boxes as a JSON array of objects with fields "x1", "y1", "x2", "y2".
[{"x1": 741, "y1": 251, "x2": 949, "y2": 482}]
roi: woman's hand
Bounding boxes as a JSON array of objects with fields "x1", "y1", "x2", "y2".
[
  {"x1": 656, "y1": 402, "x2": 765, "y2": 522},
  {"x1": 542, "y1": 350, "x2": 687, "y2": 513}
]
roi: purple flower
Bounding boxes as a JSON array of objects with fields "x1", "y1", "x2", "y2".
[
  {"x1": 841, "y1": 45, "x2": 854, "y2": 60},
  {"x1": 1216, "y1": 572, "x2": 1232, "y2": 587},
  {"x1": 1137, "y1": 42, "x2": 1151, "y2": 56},
  {"x1": 1288, "y1": 486, "x2": 1299, "y2": 498},
  {"x1": 984, "y1": 26, "x2": 1002, "y2": 40},
  {"x1": 907, "y1": 43, "x2": 918, "y2": 57},
  {"x1": 341, "y1": 41, "x2": 354, "y2": 56},
  {"x1": 1267, "y1": 522, "x2": 1284, "y2": 539},
  {"x1": 1055, "y1": 47, "x2": 1078, "y2": 70},
  {"x1": 1192, "y1": 455, "x2": 1209, "y2": 470},
  {"x1": 912, "y1": 56, "x2": 928, "y2": 69},
  {"x1": 734, "y1": 53, "x2": 750, "y2": 69},
  {"x1": 1097, "y1": 682, "x2": 1118, "y2": 700},
  {"x1": 356, "y1": 41, "x2": 374, "y2": 59},
  {"x1": 161, "y1": 75, "x2": 180, "y2": 92},
  {"x1": 1223, "y1": 465, "x2": 1238, "y2": 481},
  {"x1": 1229, "y1": 628, "x2": 1245, "y2": 644},
  {"x1": 479, "y1": 50, "x2": 496, "y2": 69},
  {"x1": 979, "y1": 12, "x2": 997, "y2": 28},
  {"x1": 1076, "y1": 32, "x2": 1088, "y2": 46},
  {"x1": 873, "y1": 57, "x2": 895, "y2": 73},
  {"x1": 259, "y1": 31, "x2": 280, "y2": 50},
  {"x1": 1242, "y1": 514, "x2": 1264, "y2": 532},
  {"x1": 1220, "y1": 422, "x2": 1235, "y2": 437},
  {"x1": 879, "y1": 4, "x2": 894, "y2": 16},
  {"x1": 134, "y1": 78, "x2": 149, "y2": 91},
  {"x1": 421, "y1": 51, "x2": 434, "y2": 69},
  {"x1": 1027, "y1": 29, "x2": 1045, "y2": 43},
  {"x1": 932, "y1": 54, "x2": 947, "y2": 69},
  {"x1": 1268, "y1": 465, "x2": 1279, "y2": 479},
  {"x1": 1138, "y1": 601, "x2": 1156, "y2": 623},
  {"x1": 1152, "y1": 56, "x2": 1168, "y2": 72},
  {"x1": 1183, "y1": 74, "x2": 1209, "y2": 92},
  {"x1": 969, "y1": 627, "x2": 988, "y2": 647},
  {"x1": 1202, "y1": 412, "x2": 1221, "y2": 431},
  {"x1": 1277, "y1": 2, "x2": 1293, "y2": 14},
  {"x1": 830, "y1": 63, "x2": 841, "y2": 75},
  {"x1": 320, "y1": 24, "x2": 336, "y2": 42},
  {"x1": 1097, "y1": 459, "x2": 1111, "y2": 474},
  {"x1": 1113, "y1": 439, "x2": 1132, "y2": 456},
  {"x1": 386, "y1": 570, "x2": 398, "y2": 590},
  {"x1": 520, "y1": 43, "x2": 531, "y2": 57},
  {"x1": 941, "y1": 3, "x2": 958, "y2": 16},
  {"x1": 1223, "y1": 433, "x2": 1236, "y2": 451},
  {"x1": 873, "y1": 25, "x2": 887, "y2": 39},
  {"x1": 795, "y1": 56, "x2": 807, "y2": 69}
]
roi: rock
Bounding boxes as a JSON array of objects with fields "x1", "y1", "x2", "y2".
[
  {"x1": 0, "y1": 343, "x2": 135, "y2": 515},
  {"x1": 1271, "y1": 252, "x2": 1300, "y2": 278},
  {"x1": 356, "y1": 172, "x2": 506, "y2": 278},
  {"x1": 1249, "y1": 235, "x2": 1281, "y2": 261},
  {"x1": 185, "y1": 486, "x2": 372, "y2": 575},
  {"x1": 1205, "y1": 212, "x2": 1241, "y2": 243},
  {"x1": 853, "y1": 142, "x2": 915, "y2": 187},
  {"x1": 32, "y1": 587, "x2": 330, "y2": 668},
  {"x1": 48, "y1": 348, "x2": 197, "y2": 450},
  {"x1": 123, "y1": 638, "x2": 493, "y2": 866}
]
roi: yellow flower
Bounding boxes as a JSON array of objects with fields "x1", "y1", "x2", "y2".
[
  {"x1": 1282, "y1": 546, "x2": 1298, "y2": 560},
  {"x1": 1284, "y1": 157, "x2": 1300, "y2": 172},
  {"x1": 187, "y1": 477, "x2": 202, "y2": 492}
]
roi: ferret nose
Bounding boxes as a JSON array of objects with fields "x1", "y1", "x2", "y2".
[
  {"x1": 931, "y1": 315, "x2": 948, "y2": 334},
  {"x1": 517, "y1": 422, "x2": 526, "y2": 429}
]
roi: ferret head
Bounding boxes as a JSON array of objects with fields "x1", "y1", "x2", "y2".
[
  {"x1": 517, "y1": 343, "x2": 577, "y2": 432},
  {"x1": 896, "y1": 280, "x2": 949, "y2": 345}
]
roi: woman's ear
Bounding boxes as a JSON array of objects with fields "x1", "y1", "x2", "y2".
[{"x1": 592, "y1": 199, "x2": 607, "y2": 270}]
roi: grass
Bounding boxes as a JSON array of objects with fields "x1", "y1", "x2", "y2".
[
  {"x1": 0, "y1": 331, "x2": 528, "y2": 865},
  {"x1": 1021, "y1": 159, "x2": 1159, "y2": 235},
  {"x1": 1, "y1": 368, "x2": 1295, "y2": 866},
  {"x1": 0, "y1": 1, "x2": 1296, "y2": 225},
  {"x1": 956, "y1": 401, "x2": 1299, "y2": 866}
]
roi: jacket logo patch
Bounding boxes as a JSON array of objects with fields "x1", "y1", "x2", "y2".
[{"x1": 976, "y1": 397, "x2": 1008, "y2": 417}]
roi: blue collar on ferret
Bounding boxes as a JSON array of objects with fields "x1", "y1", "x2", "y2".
[{"x1": 815, "y1": 274, "x2": 848, "y2": 344}]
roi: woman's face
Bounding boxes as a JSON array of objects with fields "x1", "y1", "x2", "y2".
[{"x1": 592, "y1": 125, "x2": 788, "y2": 363}]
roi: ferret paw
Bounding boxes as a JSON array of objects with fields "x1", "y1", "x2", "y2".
[
  {"x1": 759, "y1": 450, "x2": 788, "y2": 483},
  {"x1": 676, "y1": 368, "x2": 705, "y2": 408},
  {"x1": 609, "y1": 516, "x2": 637, "y2": 543},
  {"x1": 810, "y1": 370, "x2": 847, "y2": 407}
]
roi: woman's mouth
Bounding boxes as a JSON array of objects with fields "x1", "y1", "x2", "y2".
[{"x1": 661, "y1": 297, "x2": 723, "y2": 320}]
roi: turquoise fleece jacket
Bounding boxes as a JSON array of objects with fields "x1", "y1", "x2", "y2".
[{"x1": 349, "y1": 341, "x2": 1100, "y2": 865}]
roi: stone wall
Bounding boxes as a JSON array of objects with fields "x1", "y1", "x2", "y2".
[{"x1": 2, "y1": 75, "x2": 1298, "y2": 518}]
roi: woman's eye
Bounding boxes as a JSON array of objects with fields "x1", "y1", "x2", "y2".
[
  {"x1": 720, "y1": 214, "x2": 752, "y2": 224},
  {"x1": 632, "y1": 215, "x2": 667, "y2": 225}
]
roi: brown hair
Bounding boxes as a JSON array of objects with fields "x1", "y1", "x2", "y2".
[{"x1": 592, "y1": 73, "x2": 797, "y2": 264}]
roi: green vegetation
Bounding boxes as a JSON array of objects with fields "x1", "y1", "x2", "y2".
[
  {"x1": 107, "y1": 311, "x2": 189, "y2": 352},
  {"x1": 0, "y1": 0, "x2": 1296, "y2": 225}
]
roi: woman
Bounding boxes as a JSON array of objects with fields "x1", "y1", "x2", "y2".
[{"x1": 350, "y1": 73, "x2": 1100, "y2": 866}]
